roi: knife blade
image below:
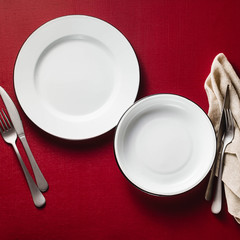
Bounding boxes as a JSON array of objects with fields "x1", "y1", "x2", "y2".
[
  {"x1": 205, "y1": 85, "x2": 230, "y2": 201},
  {"x1": 0, "y1": 86, "x2": 48, "y2": 192}
]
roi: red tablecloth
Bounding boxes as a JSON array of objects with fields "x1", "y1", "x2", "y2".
[{"x1": 1, "y1": 0, "x2": 240, "y2": 239}]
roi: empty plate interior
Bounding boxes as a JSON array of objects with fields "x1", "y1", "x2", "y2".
[{"x1": 114, "y1": 94, "x2": 216, "y2": 196}]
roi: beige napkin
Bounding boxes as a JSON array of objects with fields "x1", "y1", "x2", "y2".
[{"x1": 205, "y1": 53, "x2": 240, "y2": 223}]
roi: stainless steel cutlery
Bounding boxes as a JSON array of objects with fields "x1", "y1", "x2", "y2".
[
  {"x1": 205, "y1": 85, "x2": 235, "y2": 214},
  {"x1": 0, "y1": 109, "x2": 46, "y2": 207},
  {"x1": 0, "y1": 86, "x2": 48, "y2": 207},
  {"x1": 205, "y1": 85, "x2": 230, "y2": 201},
  {"x1": 211, "y1": 108, "x2": 234, "y2": 214},
  {"x1": 0, "y1": 87, "x2": 48, "y2": 192}
]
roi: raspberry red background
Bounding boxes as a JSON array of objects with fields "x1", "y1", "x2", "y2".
[{"x1": 0, "y1": 0, "x2": 240, "y2": 239}]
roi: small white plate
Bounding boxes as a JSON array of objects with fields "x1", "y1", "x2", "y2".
[
  {"x1": 14, "y1": 15, "x2": 139, "y2": 140},
  {"x1": 114, "y1": 94, "x2": 216, "y2": 196}
]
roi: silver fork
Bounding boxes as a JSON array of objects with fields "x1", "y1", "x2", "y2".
[
  {"x1": 0, "y1": 109, "x2": 45, "y2": 208},
  {"x1": 211, "y1": 108, "x2": 235, "y2": 214}
]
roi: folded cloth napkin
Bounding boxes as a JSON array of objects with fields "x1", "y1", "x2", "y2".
[{"x1": 205, "y1": 53, "x2": 240, "y2": 223}]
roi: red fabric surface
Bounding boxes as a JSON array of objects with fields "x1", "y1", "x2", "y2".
[{"x1": 1, "y1": 0, "x2": 240, "y2": 239}]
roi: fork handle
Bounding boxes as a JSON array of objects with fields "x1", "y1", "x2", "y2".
[
  {"x1": 12, "y1": 142, "x2": 46, "y2": 208},
  {"x1": 211, "y1": 143, "x2": 226, "y2": 214},
  {"x1": 19, "y1": 135, "x2": 48, "y2": 192}
]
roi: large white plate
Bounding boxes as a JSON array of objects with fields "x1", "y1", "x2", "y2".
[
  {"x1": 14, "y1": 15, "x2": 139, "y2": 140},
  {"x1": 114, "y1": 94, "x2": 216, "y2": 196}
]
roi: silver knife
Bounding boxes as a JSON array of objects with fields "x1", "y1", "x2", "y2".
[
  {"x1": 205, "y1": 85, "x2": 230, "y2": 201},
  {"x1": 0, "y1": 86, "x2": 48, "y2": 192}
]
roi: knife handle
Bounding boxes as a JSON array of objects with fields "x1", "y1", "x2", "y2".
[
  {"x1": 205, "y1": 160, "x2": 217, "y2": 201},
  {"x1": 19, "y1": 135, "x2": 49, "y2": 192},
  {"x1": 205, "y1": 141, "x2": 223, "y2": 201}
]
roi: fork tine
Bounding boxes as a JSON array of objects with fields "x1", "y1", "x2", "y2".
[
  {"x1": 225, "y1": 109, "x2": 233, "y2": 131},
  {"x1": 2, "y1": 109, "x2": 12, "y2": 127},
  {"x1": 0, "y1": 117, "x2": 4, "y2": 132},
  {"x1": 224, "y1": 109, "x2": 229, "y2": 129},
  {"x1": 0, "y1": 112, "x2": 7, "y2": 131},
  {"x1": 229, "y1": 109, "x2": 234, "y2": 131}
]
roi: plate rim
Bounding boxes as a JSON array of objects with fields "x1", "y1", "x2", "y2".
[
  {"x1": 114, "y1": 93, "x2": 216, "y2": 196},
  {"x1": 13, "y1": 15, "x2": 140, "y2": 140}
]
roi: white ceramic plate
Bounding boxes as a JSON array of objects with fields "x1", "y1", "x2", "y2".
[
  {"x1": 114, "y1": 94, "x2": 216, "y2": 196},
  {"x1": 14, "y1": 15, "x2": 139, "y2": 140}
]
